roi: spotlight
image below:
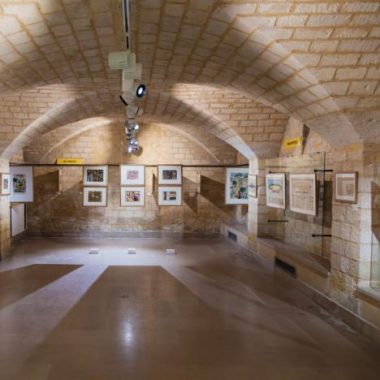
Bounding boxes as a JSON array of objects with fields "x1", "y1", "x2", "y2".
[{"x1": 135, "y1": 84, "x2": 147, "y2": 98}]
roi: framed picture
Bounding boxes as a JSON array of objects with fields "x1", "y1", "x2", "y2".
[
  {"x1": 266, "y1": 173, "x2": 285, "y2": 209},
  {"x1": 120, "y1": 165, "x2": 145, "y2": 186},
  {"x1": 289, "y1": 173, "x2": 317, "y2": 216},
  {"x1": 121, "y1": 187, "x2": 145, "y2": 207},
  {"x1": 158, "y1": 186, "x2": 182, "y2": 206},
  {"x1": 334, "y1": 172, "x2": 358, "y2": 204},
  {"x1": 158, "y1": 165, "x2": 182, "y2": 185},
  {"x1": 83, "y1": 187, "x2": 107, "y2": 207},
  {"x1": 225, "y1": 167, "x2": 249, "y2": 205},
  {"x1": 1, "y1": 173, "x2": 11, "y2": 196},
  {"x1": 83, "y1": 166, "x2": 108, "y2": 186},
  {"x1": 10, "y1": 166, "x2": 34, "y2": 202},
  {"x1": 249, "y1": 174, "x2": 257, "y2": 198}
]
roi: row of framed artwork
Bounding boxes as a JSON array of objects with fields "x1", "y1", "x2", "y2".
[
  {"x1": 265, "y1": 172, "x2": 358, "y2": 216},
  {"x1": 84, "y1": 165, "x2": 182, "y2": 187},
  {"x1": 84, "y1": 186, "x2": 183, "y2": 207}
]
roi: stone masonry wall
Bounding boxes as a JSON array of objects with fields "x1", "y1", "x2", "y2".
[
  {"x1": 24, "y1": 123, "x2": 240, "y2": 236},
  {"x1": 0, "y1": 158, "x2": 11, "y2": 259}
]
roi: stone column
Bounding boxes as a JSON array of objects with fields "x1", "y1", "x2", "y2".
[{"x1": 0, "y1": 158, "x2": 11, "y2": 259}]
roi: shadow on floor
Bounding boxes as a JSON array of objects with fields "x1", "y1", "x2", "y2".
[{"x1": 0, "y1": 264, "x2": 82, "y2": 310}]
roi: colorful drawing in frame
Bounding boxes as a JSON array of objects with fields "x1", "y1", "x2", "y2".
[
  {"x1": 266, "y1": 173, "x2": 286, "y2": 209},
  {"x1": 158, "y1": 186, "x2": 182, "y2": 206},
  {"x1": 10, "y1": 166, "x2": 34, "y2": 203},
  {"x1": 289, "y1": 173, "x2": 317, "y2": 216},
  {"x1": 120, "y1": 165, "x2": 145, "y2": 186},
  {"x1": 158, "y1": 165, "x2": 182, "y2": 185},
  {"x1": 334, "y1": 172, "x2": 358, "y2": 204},
  {"x1": 121, "y1": 187, "x2": 145, "y2": 207},
  {"x1": 83, "y1": 166, "x2": 108, "y2": 186},
  {"x1": 1, "y1": 173, "x2": 10, "y2": 196},
  {"x1": 83, "y1": 187, "x2": 107, "y2": 207},
  {"x1": 225, "y1": 168, "x2": 249, "y2": 205}
]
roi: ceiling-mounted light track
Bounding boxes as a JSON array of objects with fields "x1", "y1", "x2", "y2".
[{"x1": 122, "y1": 0, "x2": 131, "y2": 49}]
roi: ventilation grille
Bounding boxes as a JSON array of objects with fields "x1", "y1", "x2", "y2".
[{"x1": 275, "y1": 258, "x2": 296, "y2": 277}]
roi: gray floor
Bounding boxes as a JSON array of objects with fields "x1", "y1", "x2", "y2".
[{"x1": 0, "y1": 237, "x2": 379, "y2": 380}]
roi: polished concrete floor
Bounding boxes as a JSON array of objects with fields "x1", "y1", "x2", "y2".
[{"x1": 0, "y1": 237, "x2": 379, "y2": 380}]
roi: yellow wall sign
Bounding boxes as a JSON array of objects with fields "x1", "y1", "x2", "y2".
[
  {"x1": 56, "y1": 158, "x2": 83, "y2": 165},
  {"x1": 283, "y1": 137, "x2": 302, "y2": 149}
]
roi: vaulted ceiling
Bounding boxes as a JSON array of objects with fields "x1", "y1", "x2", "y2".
[{"x1": 0, "y1": 0, "x2": 379, "y2": 161}]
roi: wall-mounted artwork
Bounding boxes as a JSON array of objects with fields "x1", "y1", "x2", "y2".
[
  {"x1": 121, "y1": 187, "x2": 145, "y2": 207},
  {"x1": 334, "y1": 172, "x2": 358, "y2": 204},
  {"x1": 120, "y1": 165, "x2": 145, "y2": 186},
  {"x1": 158, "y1": 165, "x2": 182, "y2": 185},
  {"x1": 83, "y1": 187, "x2": 107, "y2": 207},
  {"x1": 1, "y1": 173, "x2": 10, "y2": 196},
  {"x1": 225, "y1": 168, "x2": 249, "y2": 205},
  {"x1": 266, "y1": 173, "x2": 286, "y2": 209},
  {"x1": 249, "y1": 174, "x2": 257, "y2": 198},
  {"x1": 158, "y1": 186, "x2": 182, "y2": 206},
  {"x1": 83, "y1": 166, "x2": 108, "y2": 186},
  {"x1": 10, "y1": 166, "x2": 34, "y2": 202},
  {"x1": 289, "y1": 173, "x2": 317, "y2": 216}
]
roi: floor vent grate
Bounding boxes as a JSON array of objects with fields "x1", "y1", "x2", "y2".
[
  {"x1": 275, "y1": 258, "x2": 296, "y2": 277},
  {"x1": 228, "y1": 231, "x2": 237, "y2": 242}
]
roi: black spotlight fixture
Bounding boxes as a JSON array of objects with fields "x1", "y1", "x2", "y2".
[{"x1": 135, "y1": 84, "x2": 147, "y2": 98}]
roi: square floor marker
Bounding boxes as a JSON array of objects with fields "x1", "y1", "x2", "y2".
[
  {"x1": 127, "y1": 248, "x2": 137, "y2": 254},
  {"x1": 89, "y1": 248, "x2": 99, "y2": 255},
  {"x1": 166, "y1": 248, "x2": 176, "y2": 255}
]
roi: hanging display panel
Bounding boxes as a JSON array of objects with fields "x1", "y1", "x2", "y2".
[
  {"x1": 1, "y1": 173, "x2": 10, "y2": 196},
  {"x1": 225, "y1": 167, "x2": 249, "y2": 205},
  {"x1": 10, "y1": 166, "x2": 34, "y2": 203},
  {"x1": 158, "y1": 165, "x2": 182, "y2": 185},
  {"x1": 83, "y1": 187, "x2": 107, "y2": 207},
  {"x1": 83, "y1": 165, "x2": 108, "y2": 186},
  {"x1": 158, "y1": 186, "x2": 182, "y2": 206},
  {"x1": 266, "y1": 173, "x2": 286, "y2": 209},
  {"x1": 334, "y1": 172, "x2": 358, "y2": 204},
  {"x1": 289, "y1": 173, "x2": 317, "y2": 216},
  {"x1": 120, "y1": 165, "x2": 145, "y2": 186},
  {"x1": 121, "y1": 187, "x2": 145, "y2": 207}
]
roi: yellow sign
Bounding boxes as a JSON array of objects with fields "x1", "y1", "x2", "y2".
[
  {"x1": 283, "y1": 137, "x2": 302, "y2": 149},
  {"x1": 56, "y1": 158, "x2": 83, "y2": 165}
]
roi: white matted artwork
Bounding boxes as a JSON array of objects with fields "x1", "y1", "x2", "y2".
[
  {"x1": 10, "y1": 166, "x2": 34, "y2": 203},
  {"x1": 83, "y1": 165, "x2": 108, "y2": 186},
  {"x1": 158, "y1": 186, "x2": 182, "y2": 206},
  {"x1": 266, "y1": 173, "x2": 286, "y2": 209},
  {"x1": 1, "y1": 173, "x2": 11, "y2": 196},
  {"x1": 121, "y1": 187, "x2": 145, "y2": 207},
  {"x1": 334, "y1": 172, "x2": 358, "y2": 204},
  {"x1": 83, "y1": 187, "x2": 107, "y2": 207},
  {"x1": 120, "y1": 165, "x2": 145, "y2": 186},
  {"x1": 289, "y1": 173, "x2": 317, "y2": 216},
  {"x1": 225, "y1": 168, "x2": 249, "y2": 205},
  {"x1": 158, "y1": 165, "x2": 182, "y2": 185}
]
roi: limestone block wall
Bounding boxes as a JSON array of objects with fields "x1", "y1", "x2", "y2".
[
  {"x1": 24, "y1": 122, "x2": 241, "y2": 236},
  {"x1": 0, "y1": 158, "x2": 10, "y2": 259}
]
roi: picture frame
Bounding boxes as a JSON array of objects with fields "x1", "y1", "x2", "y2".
[
  {"x1": 158, "y1": 186, "x2": 182, "y2": 206},
  {"x1": 83, "y1": 165, "x2": 108, "y2": 186},
  {"x1": 83, "y1": 187, "x2": 107, "y2": 207},
  {"x1": 1, "y1": 173, "x2": 11, "y2": 196},
  {"x1": 289, "y1": 173, "x2": 317, "y2": 216},
  {"x1": 158, "y1": 165, "x2": 182, "y2": 185},
  {"x1": 334, "y1": 172, "x2": 358, "y2": 204},
  {"x1": 10, "y1": 166, "x2": 34, "y2": 203},
  {"x1": 120, "y1": 165, "x2": 145, "y2": 186},
  {"x1": 225, "y1": 167, "x2": 249, "y2": 205},
  {"x1": 266, "y1": 173, "x2": 286, "y2": 209},
  {"x1": 249, "y1": 174, "x2": 257, "y2": 198},
  {"x1": 121, "y1": 187, "x2": 145, "y2": 207}
]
